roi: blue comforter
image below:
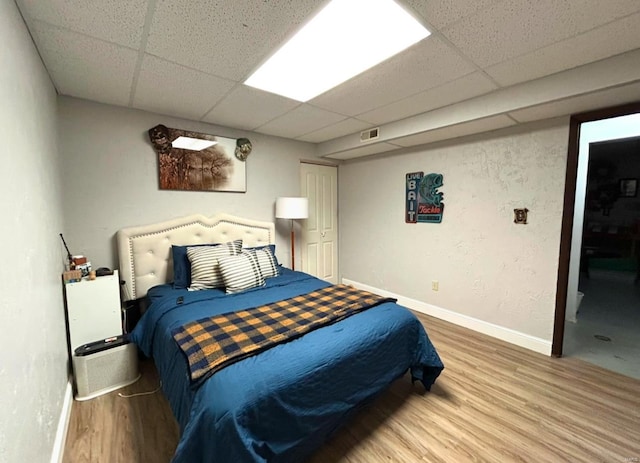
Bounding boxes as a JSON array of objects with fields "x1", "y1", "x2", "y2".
[{"x1": 132, "y1": 269, "x2": 444, "y2": 462}]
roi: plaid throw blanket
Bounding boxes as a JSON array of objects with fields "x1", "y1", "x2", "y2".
[{"x1": 172, "y1": 284, "x2": 395, "y2": 383}]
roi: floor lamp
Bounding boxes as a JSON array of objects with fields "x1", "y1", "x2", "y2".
[{"x1": 275, "y1": 197, "x2": 309, "y2": 270}]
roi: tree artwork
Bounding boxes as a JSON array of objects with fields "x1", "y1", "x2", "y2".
[{"x1": 148, "y1": 125, "x2": 249, "y2": 192}]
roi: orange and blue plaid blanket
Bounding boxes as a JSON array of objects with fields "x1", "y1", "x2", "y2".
[{"x1": 172, "y1": 284, "x2": 395, "y2": 383}]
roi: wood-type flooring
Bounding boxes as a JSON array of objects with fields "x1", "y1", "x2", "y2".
[{"x1": 63, "y1": 312, "x2": 640, "y2": 463}]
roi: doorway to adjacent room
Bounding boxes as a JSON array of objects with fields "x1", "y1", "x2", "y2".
[{"x1": 554, "y1": 103, "x2": 640, "y2": 380}]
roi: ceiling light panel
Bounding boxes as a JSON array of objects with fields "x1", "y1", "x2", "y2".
[
  {"x1": 172, "y1": 136, "x2": 217, "y2": 151},
  {"x1": 244, "y1": 0, "x2": 430, "y2": 102}
]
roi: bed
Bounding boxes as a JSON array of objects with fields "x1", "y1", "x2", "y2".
[{"x1": 117, "y1": 213, "x2": 444, "y2": 463}]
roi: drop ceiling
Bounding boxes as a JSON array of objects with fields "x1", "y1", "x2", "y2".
[{"x1": 16, "y1": 0, "x2": 640, "y2": 159}]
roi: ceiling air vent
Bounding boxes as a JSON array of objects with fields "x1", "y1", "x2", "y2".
[{"x1": 360, "y1": 127, "x2": 380, "y2": 142}]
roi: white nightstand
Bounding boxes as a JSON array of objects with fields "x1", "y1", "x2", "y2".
[{"x1": 64, "y1": 270, "x2": 122, "y2": 351}]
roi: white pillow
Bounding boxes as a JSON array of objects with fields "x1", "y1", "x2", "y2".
[
  {"x1": 187, "y1": 239, "x2": 242, "y2": 290},
  {"x1": 218, "y1": 252, "x2": 265, "y2": 294},
  {"x1": 248, "y1": 247, "x2": 279, "y2": 279}
]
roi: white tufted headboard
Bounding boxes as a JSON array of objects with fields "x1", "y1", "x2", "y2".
[{"x1": 117, "y1": 213, "x2": 275, "y2": 301}]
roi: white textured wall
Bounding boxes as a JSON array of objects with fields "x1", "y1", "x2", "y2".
[
  {"x1": 57, "y1": 97, "x2": 318, "y2": 270},
  {"x1": 0, "y1": 2, "x2": 67, "y2": 462},
  {"x1": 339, "y1": 119, "x2": 569, "y2": 341}
]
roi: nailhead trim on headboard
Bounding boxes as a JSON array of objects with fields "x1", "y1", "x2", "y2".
[{"x1": 117, "y1": 214, "x2": 275, "y2": 301}]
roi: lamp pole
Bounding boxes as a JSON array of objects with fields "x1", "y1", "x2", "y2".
[
  {"x1": 275, "y1": 197, "x2": 308, "y2": 272},
  {"x1": 290, "y1": 219, "x2": 296, "y2": 271}
]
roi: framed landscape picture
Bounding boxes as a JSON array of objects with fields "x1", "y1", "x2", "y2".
[{"x1": 148, "y1": 124, "x2": 247, "y2": 192}]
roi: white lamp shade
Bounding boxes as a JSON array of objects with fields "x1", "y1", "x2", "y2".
[{"x1": 275, "y1": 197, "x2": 309, "y2": 219}]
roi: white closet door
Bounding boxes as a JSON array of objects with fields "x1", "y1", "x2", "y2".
[{"x1": 300, "y1": 163, "x2": 338, "y2": 283}]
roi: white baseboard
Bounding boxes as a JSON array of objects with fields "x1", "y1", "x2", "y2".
[
  {"x1": 342, "y1": 278, "x2": 552, "y2": 356},
  {"x1": 51, "y1": 379, "x2": 73, "y2": 463}
]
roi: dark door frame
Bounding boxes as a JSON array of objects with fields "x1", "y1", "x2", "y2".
[{"x1": 552, "y1": 101, "x2": 640, "y2": 357}]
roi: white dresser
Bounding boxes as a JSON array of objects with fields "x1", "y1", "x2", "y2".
[{"x1": 64, "y1": 270, "x2": 122, "y2": 351}]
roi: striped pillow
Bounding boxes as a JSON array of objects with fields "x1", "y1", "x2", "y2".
[
  {"x1": 187, "y1": 239, "x2": 242, "y2": 291},
  {"x1": 218, "y1": 252, "x2": 265, "y2": 294},
  {"x1": 249, "y1": 247, "x2": 279, "y2": 279}
]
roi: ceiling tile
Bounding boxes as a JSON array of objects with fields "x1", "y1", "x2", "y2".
[
  {"x1": 311, "y1": 37, "x2": 476, "y2": 117},
  {"x1": 146, "y1": 0, "x2": 325, "y2": 81},
  {"x1": 358, "y1": 72, "x2": 498, "y2": 125},
  {"x1": 391, "y1": 115, "x2": 516, "y2": 147},
  {"x1": 508, "y1": 81, "x2": 640, "y2": 123},
  {"x1": 17, "y1": 0, "x2": 640, "y2": 149},
  {"x1": 325, "y1": 142, "x2": 402, "y2": 160},
  {"x1": 18, "y1": 0, "x2": 147, "y2": 48},
  {"x1": 255, "y1": 105, "x2": 346, "y2": 139},
  {"x1": 202, "y1": 85, "x2": 300, "y2": 130},
  {"x1": 133, "y1": 55, "x2": 235, "y2": 120},
  {"x1": 297, "y1": 118, "x2": 373, "y2": 143},
  {"x1": 31, "y1": 21, "x2": 137, "y2": 106},
  {"x1": 401, "y1": 0, "x2": 503, "y2": 29},
  {"x1": 442, "y1": 0, "x2": 640, "y2": 68},
  {"x1": 485, "y1": 12, "x2": 640, "y2": 86}
]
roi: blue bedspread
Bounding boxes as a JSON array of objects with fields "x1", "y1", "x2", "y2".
[{"x1": 132, "y1": 269, "x2": 444, "y2": 463}]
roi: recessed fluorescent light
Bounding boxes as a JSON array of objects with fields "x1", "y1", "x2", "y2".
[
  {"x1": 244, "y1": 0, "x2": 430, "y2": 102},
  {"x1": 172, "y1": 136, "x2": 217, "y2": 151}
]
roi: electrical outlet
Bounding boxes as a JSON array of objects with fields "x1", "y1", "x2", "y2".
[{"x1": 432, "y1": 280, "x2": 439, "y2": 291}]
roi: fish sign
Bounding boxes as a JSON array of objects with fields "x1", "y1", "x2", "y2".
[{"x1": 406, "y1": 172, "x2": 444, "y2": 223}]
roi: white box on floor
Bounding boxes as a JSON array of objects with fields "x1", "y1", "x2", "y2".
[{"x1": 73, "y1": 336, "x2": 140, "y2": 401}]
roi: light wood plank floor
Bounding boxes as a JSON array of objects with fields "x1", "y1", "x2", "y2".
[{"x1": 64, "y1": 312, "x2": 640, "y2": 462}]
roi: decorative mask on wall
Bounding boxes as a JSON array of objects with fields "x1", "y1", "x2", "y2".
[
  {"x1": 514, "y1": 208, "x2": 529, "y2": 224},
  {"x1": 235, "y1": 138, "x2": 252, "y2": 161},
  {"x1": 148, "y1": 124, "x2": 250, "y2": 193},
  {"x1": 405, "y1": 172, "x2": 445, "y2": 223}
]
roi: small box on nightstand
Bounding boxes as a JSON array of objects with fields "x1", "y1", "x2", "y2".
[{"x1": 72, "y1": 335, "x2": 140, "y2": 401}]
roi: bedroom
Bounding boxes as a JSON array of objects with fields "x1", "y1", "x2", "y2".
[{"x1": 1, "y1": 0, "x2": 640, "y2": 462}]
